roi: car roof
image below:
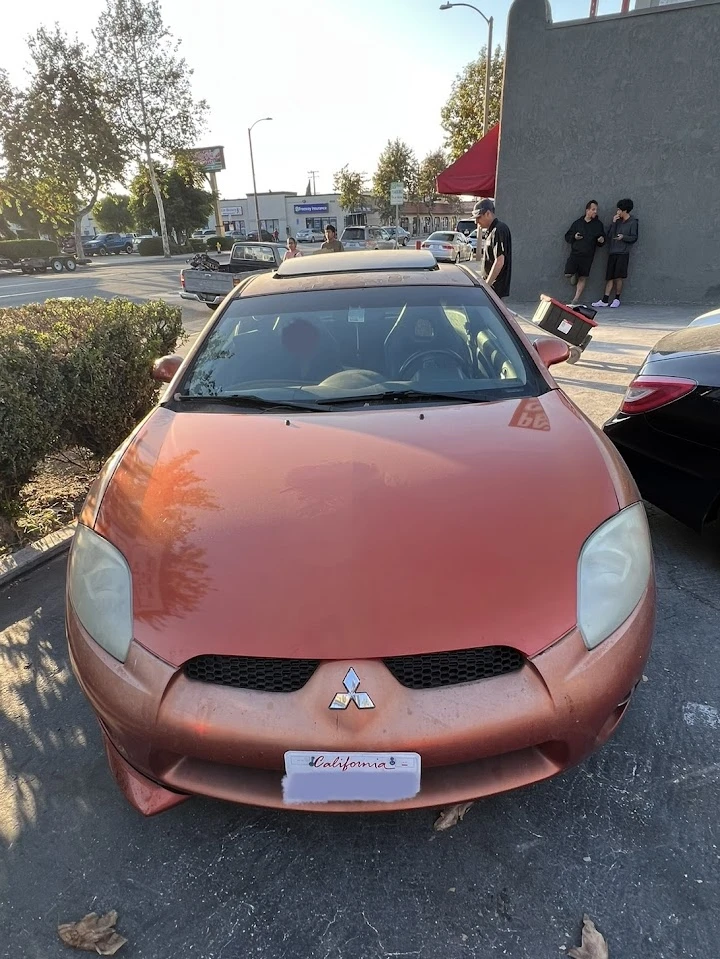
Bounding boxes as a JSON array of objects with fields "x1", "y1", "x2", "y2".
[
  {"x1": 238, "y1": 259, "x2": 477, "y2": 297},
  {"x1": 273, "y1": 249, "x2": 437, "y2": 277}
]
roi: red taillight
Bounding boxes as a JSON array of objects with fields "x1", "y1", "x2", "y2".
[
  {"x1": 620, "y1": 375, "x2": 696, "y2": 415},
  {"x1": 180, "y1": 272, "x2": 185, "y2": 288},
  {"x1": 442, "y1": 244, "x2": 453, "y2": 250}
]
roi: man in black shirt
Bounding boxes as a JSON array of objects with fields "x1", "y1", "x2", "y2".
[
  {"x1": 474, "y1": 199, "x2": 512, "y2": 299},
  {"x1": 563, "y1": 200, "x2": 605, "y2": 305}
]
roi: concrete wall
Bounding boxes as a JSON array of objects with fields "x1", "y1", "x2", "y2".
[{"x1": 497, "y1": 0, "x2": 720, "y2": 305}]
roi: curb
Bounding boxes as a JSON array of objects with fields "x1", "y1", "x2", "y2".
[{"x1": 0, "y1": 521, "x2": 77, "y2": 590}]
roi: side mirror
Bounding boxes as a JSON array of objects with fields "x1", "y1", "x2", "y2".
[
  {"x1": 533, "y1": 336, "x2": 570, "y2": 368},
  {"x1": 152, "y1": 354, "x2": 183, "y2": 384}
]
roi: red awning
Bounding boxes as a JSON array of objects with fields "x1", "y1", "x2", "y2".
[{"x1": 436, "y1": 124, "x2": 499, "y2": 197}]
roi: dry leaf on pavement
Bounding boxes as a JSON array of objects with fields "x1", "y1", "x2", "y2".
[
  {"x1": 433, "y1": 801, "x2": 474, "y2": 831},
  {"x1": 57, "y1": 911, "x2": 127, "y2": 955},
  {"x1": 568, "y1": 914, "x2": 609, "y2": 959}
]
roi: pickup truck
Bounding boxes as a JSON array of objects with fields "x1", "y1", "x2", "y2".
[
  {"x1": 180, "y1": 241, "x2": 286, "y2": 309},
  {"x1": 82, "y1": 233, "x2": 135, "y2": 256}
]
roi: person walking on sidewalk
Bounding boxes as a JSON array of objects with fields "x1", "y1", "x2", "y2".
[
  {"x1": 473, "y1": 198, "x2": 512, "y2": 300},
  {"x1": 593, "y1": 199, "x2": 638, "y2": 309},
  {"x1": 564, "y1": 200, "x2": 605, "y2": 305}
]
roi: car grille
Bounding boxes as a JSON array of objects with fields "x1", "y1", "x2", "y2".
[
  {"x1": 184, "y1": 656, "x2": 320, "y2": 693},
  {"x1": 184, "y1": 647, "x2": 524, "y2": 694},
  {"x1": 383, "y1": 646, "x2": 524, "y2": 690}
]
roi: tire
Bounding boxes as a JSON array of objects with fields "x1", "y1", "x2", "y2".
[
  {"x1": 125, "y1": 244, "x2": 133, "y2": 254},
  {"x1": 99, "y1": 247, "x2": 108, "y2": 256},
  {"x1": 454, "y1": 252, "x2": 460, "y2": 264},
  {"x1": 51, "y1": 258, "x2": 64, "y2": 273},
  {"x1": 64, "y1": 258, "x2": 77, "y2": 272}
]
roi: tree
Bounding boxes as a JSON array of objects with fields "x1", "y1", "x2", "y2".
[
  {"x1": 373, "y1": 139, "x2": 418, "y2": 223},
  {"x1": 417, "y1": 149, "x2": 450, "y2": 213},
  {"x1": 95, "y1": 0, "x2": 208, "y2": 257},
  {"x1": 333, "y1": 166, "x2": 369, "y2": 214},
  {"x1": 0, "y1": 28, "x2": 126, "y2": 255},
  {"x1": 129, "y1": 155, "x2": 213, "y2": 239},
  {"x1": 94, "y1": 193, "x2": 135, "y2": 232},
  {"x1": 440, "y1": 46, "x2": 505, "y2": 161}
]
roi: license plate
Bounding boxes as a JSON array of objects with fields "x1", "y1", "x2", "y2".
[{"x1": 283, "y1": 751, "x2": 421, "y2": 804}]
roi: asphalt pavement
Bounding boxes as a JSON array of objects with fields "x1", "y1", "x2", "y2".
[{"x1": 1, "y1": 254, "x2": 719, "y2": 959}]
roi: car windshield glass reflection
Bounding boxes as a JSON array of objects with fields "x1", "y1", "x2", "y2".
[{"x1": 179, "y1": 286, "x2": 545, "y2": 408}]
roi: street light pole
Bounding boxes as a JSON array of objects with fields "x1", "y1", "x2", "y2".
[
  {"x1": 248, "y1": 117, "x2": 272, "y2": 239},
  {"x1": 440, "y1": 3, "x2": 494, "y2": 138}
]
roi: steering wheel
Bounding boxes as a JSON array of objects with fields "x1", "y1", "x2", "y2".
[{"x1": 398, "y1": 349, "x2": 471, "y2": 380}]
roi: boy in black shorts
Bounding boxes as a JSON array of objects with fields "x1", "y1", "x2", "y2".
[
  {"x1": 593, "y1": 199, "x2": 638, "y2": 309},
  {"x1": 563, "y1": 200, "x2": 605, "y2": 305}
]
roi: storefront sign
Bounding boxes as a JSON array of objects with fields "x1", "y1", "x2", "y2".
[
  {"x1": 221, "y1": 206, "x2": 243, "y2": 217},
  {"x1": 294, "y1": 203, "x2": 329, "y2": 214}
]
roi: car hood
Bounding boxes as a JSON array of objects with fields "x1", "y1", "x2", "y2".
[{"x1": 93, "y1": 391, "x2": 623, "y2": 667}]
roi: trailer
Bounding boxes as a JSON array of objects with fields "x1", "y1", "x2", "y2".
[{"x1": 0, "y1": 253, "x2": 80, "y2": 275}]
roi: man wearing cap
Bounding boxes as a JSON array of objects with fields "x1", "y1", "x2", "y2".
[
  {"x1": 320, "y1": 224, "x2": 344, "y2": 253},
  {"x1": 474, "y1": 199, "x2": 512, "y2": 300}
]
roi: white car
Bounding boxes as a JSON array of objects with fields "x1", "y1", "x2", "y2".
[
  {"x1": 421, "y1": 231, "x2": 473, "y2": 263},
  {"x1": 340, "y1": 226, "x2": 398, "y2": 250},
  {"x1": 688, "y1": 306, "x2": 720, "y2": 328},
  {"x1": 296, "y1": 228, "x2": 323, "y2": 243},
  {"x1": 132, "y1": 234, "x2": 155, "y2": 251}
]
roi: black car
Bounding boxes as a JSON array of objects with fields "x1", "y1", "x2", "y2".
[
  {"x1": 246, "y1": 229, "x2": 274, "y2": 242},
  {"x1": 604, "y1": 324, "x2": 720, "y2": 532}
]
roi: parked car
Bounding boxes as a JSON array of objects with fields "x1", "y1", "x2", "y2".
[
  {"x1": 227, "y1": 231, "x2": 247, "y2": 242},
  {"x1": 67, "y1": 248, "x2": 655, "y2": 816},
  {"x1": 132, "y1": 234, "x2": 154, "y2": 252},
  {"x1": 296, "y1": 228, "x2": 323, "y2": 243},
  {"x1": 604, "y1": 323, "x2": 720, "y2": 533},
  {"x1": 246, "y1": 229, "x2": 275, "y2": 242},
  {"x1": 191, "y1": 229, "x2": 217, "y2": 239},
  {"x1": 382, "y1": 226, "x2": 412, "y2": 247},
  {"x1": 688, "y1": 306, "x2": 720, "y2": 329},
  {"x1": 180, "y1": 241, "x2": 285, "y2": 308},
  {"x1": 340, "y1": 225, "x2": 398, "y2": 250},
  {"x1": 455, "y1": 218, "x2": 476, "y2": 238},
  {"x1": 83, "y1": 232, "x2": 134, "y2": 256},
  {"x1": 422, "y1": 231, "x2": 473, "y2": 263}
]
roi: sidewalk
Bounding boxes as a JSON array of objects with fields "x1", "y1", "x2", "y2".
[{"x1": 506, "y1": 300, "x2": 701, "y2": 330}]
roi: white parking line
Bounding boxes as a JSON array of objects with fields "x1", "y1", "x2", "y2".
[{"x1": 0, "y1": 284, "x2": 95, "y2": 300}]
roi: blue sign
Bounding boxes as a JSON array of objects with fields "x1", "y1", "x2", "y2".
[{"x1": 294, "y1": 203, "x2": 329, "y2": 214}]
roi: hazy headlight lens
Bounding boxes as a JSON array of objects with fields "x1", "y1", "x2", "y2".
[
  {"x1": 68, "y1": 524, "x2": 133, "y2": 662},
  {"x1": 578, "y1": 503, "x2": 652, "y2": 650}
]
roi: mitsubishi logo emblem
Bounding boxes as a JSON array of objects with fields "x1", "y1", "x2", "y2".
[{"x1": 329, "y1": 668, "x2": 375, "y2": 710}]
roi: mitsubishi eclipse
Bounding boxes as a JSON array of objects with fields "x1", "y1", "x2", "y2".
[{"x1": 66, "y1": 250, "x2": 656, "y2": 815}]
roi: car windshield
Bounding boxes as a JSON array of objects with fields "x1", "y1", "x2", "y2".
[
  {"x1": 342, "y1": 228, "x2": 366, "y2": 240},
  {"x1": 456, "y1": 221, "x2": 474, "y2": 234},
  {"x1": 178, "y1": 285, "x2": 545, "y2": 409},
  {"x1": 428, "y1": 232, "x2": 456, "y2": 242}
]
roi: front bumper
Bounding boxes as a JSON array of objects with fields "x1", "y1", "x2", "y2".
[{"x1": 67, "y1": 586, "x2": 655, "y2": 815}]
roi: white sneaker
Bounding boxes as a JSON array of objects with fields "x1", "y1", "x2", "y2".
[
  {"x1": 609, "y1": 298, "x2": 621, "y2": 308},
  {"x1": 591, "y1": 300, "x2": 608, "y2": 308}
]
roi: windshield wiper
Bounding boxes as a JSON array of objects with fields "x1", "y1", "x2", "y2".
[
  {"x1": 321, "y1": 388, "x2": 497, "y2": 406},
  {"x1": 173, "y1": 393, "x2": 328, "y2": 412}
]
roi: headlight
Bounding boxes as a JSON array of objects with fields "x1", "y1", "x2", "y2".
[
  {"x1": 577, "y1": 502, "x2": 652, "y2": 650},
  {"x1": 67, "y1": 524, "x2": 133, "y2": 662}
]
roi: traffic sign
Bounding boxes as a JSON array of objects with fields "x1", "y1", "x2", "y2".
[{"x1": 390, "y1": 181, "x2": 404, "y2": 205}]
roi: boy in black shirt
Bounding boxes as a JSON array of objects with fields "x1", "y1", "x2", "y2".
[{"x1": 563, "y1": 200, "x2": 605, "y2": 305}]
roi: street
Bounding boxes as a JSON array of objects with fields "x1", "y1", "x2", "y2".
[{"x1": 1, "y1": 257, "x2": 719, "y2": 958}]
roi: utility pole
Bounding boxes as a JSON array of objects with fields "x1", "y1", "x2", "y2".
[{"x1": 308, "y1": 170, "x2": 318, "y2": 195}]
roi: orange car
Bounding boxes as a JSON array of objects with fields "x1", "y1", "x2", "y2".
[{"x1": 66, "y1": 250, "x2": 655, "y2": 816}]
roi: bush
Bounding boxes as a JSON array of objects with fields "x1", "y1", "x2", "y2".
[
  {"x1": 205, "y1": 235, "x2": 234, "y2": 251},
  {"x1": 188, "y1": 238, "x2": 207, "y2": 252},
  {"x1": 0, "y1": 298, "x2": 185, "y2": 506},
  {"x1": 137, "y1": 236, "x2": 164, "y2": 256},
  {"x1": 0, "y1": 326, "x2": 66, "y2": 502},
  {"x1": 0, "y1": 239, "x2": 59, "y2": 261}
]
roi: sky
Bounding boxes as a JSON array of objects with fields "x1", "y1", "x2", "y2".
[{"x1": 3, "y1": 0, "x2": 624, "y2": 200}]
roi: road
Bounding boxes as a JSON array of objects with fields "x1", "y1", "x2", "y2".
[{"x1": 1, "y1": 255, "x2": 718, "y2": 959}]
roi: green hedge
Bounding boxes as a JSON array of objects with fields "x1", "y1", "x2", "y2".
[
  {"x1": 138, "y1": 236, "x2": 192, "y2": 256},
  {"x1": 205, "y1": 235, "x2": 234, "y2": 251},
  {"x1": 0, "y1": 239, "x2": 59, "y2": 261},
  {"x1": 188, "y1": 238, "x2": 207, "y2": 252},
  {"x1": 0, "y1": 297, "x2": 185, "y2": 505}
]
